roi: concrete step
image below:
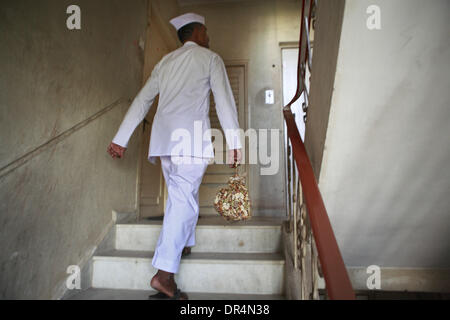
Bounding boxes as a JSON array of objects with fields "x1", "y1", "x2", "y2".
[
  {"x1": 115, "y1": 216, "x2": 284, "y2": 253},
  {"x1": 67, "y1": 287, "x2": 285, "y2": 300},
  {"x1": 92, "y1": 250, "x2": 285, "y2": 295}
]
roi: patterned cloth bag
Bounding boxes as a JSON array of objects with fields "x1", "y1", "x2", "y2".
[{"x1": 214, "y1": 163, "x2": 251, "y2": 221}]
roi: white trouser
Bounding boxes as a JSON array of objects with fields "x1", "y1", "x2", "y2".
[{"x1": 151, "y1": 155, "x2": 210, "y2": 274}]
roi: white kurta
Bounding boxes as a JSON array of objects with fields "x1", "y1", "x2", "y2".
[{"x1": 112, "y1": 41, "x2": 242, "y2": 164}]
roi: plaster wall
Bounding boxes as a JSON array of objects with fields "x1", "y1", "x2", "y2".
[
  {"x1": 304, "y1": 0, "x2": 345, "y2": 177},
  {"x1": 316, "y1": 0, "x2": 450, "y2": 269},
  {"x1": 0, "y1": 0, "x2": 148, "y2": 298}
]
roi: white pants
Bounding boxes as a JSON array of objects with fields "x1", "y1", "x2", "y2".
[{"x1": 151, "y1": 155, "x2": 210, "y2": 273}]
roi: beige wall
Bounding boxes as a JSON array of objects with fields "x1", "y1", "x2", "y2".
[
  {"x1": 144, "y1": 0, "x2": 180, "y2": 79},
  {"x1": 304, "y1": 0, "x2": 345, "y2": 177},
  {"x1": 139, "y1": 0, "x2": 180, "y2": 218},
  {"x1": 311, "y1": 0, "x2": 450, "y2": 270},
  {"x1": 0, "y1": 0, "x2": 147, "y2": 298},
  {"x1": 180, "y1": 0, "x2": 302, "y2": 216}
]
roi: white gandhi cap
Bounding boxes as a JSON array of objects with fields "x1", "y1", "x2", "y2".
[{"x1": 170, "y1": 13, "x2": 205, "y2": 31}]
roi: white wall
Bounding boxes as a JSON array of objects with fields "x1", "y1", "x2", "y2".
[
  {"x1": 282, "y1": 48, "x2": 305, "y2": 140},
  {"x1": 317, "y1": 0, "x2": 450, "y2": 269}
]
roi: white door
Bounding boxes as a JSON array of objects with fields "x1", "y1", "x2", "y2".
[{"x1": 199, "y1": 65, "x2": 248, "y2": 216}]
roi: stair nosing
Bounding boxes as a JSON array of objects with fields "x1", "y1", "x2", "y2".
[
  {"x1": 93, "y1": 250, "x2": 285, "y2": 265},
  {"x1": 66, "y1": 287, "x2": 286, "y2": 300}
]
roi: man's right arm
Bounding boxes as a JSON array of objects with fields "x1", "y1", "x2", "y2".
[
  {"x1": 111, "y1": 62, "x2": 161, "y2": 149},
  {"x1": 209, "y1": 54, "x2": 243, "y2": 166},
  {"x1": 209, "y1": 54, "x2": 242, "y2": 153}
]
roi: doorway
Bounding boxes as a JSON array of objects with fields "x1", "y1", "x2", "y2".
[{"x1": 199, "y1": 64, "x2": 248, "y2": 216}]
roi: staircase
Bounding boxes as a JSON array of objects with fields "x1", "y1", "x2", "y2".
[{"x1": 67, "y1": 216, "x2": 286, "y2": 300}]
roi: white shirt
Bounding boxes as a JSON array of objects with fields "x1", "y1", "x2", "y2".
[{"x1": 112, "y1": 41, "x2": 242, "y2": 164}]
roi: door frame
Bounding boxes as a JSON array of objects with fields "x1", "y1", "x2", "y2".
[
  {"x1": 136, "y1": 1, "x2": 179, "y2": 221},
  {"x1": 223, "y1": 60, "x2": 250, "y2": 191}
]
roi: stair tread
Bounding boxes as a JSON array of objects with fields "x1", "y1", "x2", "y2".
[
  {"x1": 94, "y1": 250, "x2": 285, "y2": 263},
  {"x1": 118, "y1": 216, "x2": 286, "y2": 228},
  {"x1": 66, "y1": 288, "x2": 285, "y2": 300}
]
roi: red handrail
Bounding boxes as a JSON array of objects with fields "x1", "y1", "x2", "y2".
[{"x1": 283, "y1": 0, "x2": 355, "y2": 300}]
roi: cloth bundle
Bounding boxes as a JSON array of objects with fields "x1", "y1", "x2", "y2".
[{"x1": 214, "y1": 163, "x2": 251, "y2": 221}]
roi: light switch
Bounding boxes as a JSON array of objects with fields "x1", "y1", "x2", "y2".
[{"x1": 265, "y1": 90, "x2": 274, "y2": 104}]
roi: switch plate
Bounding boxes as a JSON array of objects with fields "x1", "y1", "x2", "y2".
[{"x1": 265, "y1": 90, "x2": 274, "y2": 104}]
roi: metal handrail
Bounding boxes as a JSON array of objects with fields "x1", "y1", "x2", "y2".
[{"x1": 283, "y1": 0, "x2": 355, "y2": 300}]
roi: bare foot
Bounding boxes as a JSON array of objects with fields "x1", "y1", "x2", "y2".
[
  {"x1": 182, "y1": 247, "x2": 191, "y2": 256},
  {"x1": 150, "y1": 270, "x2": 188, "y2": 300}
]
